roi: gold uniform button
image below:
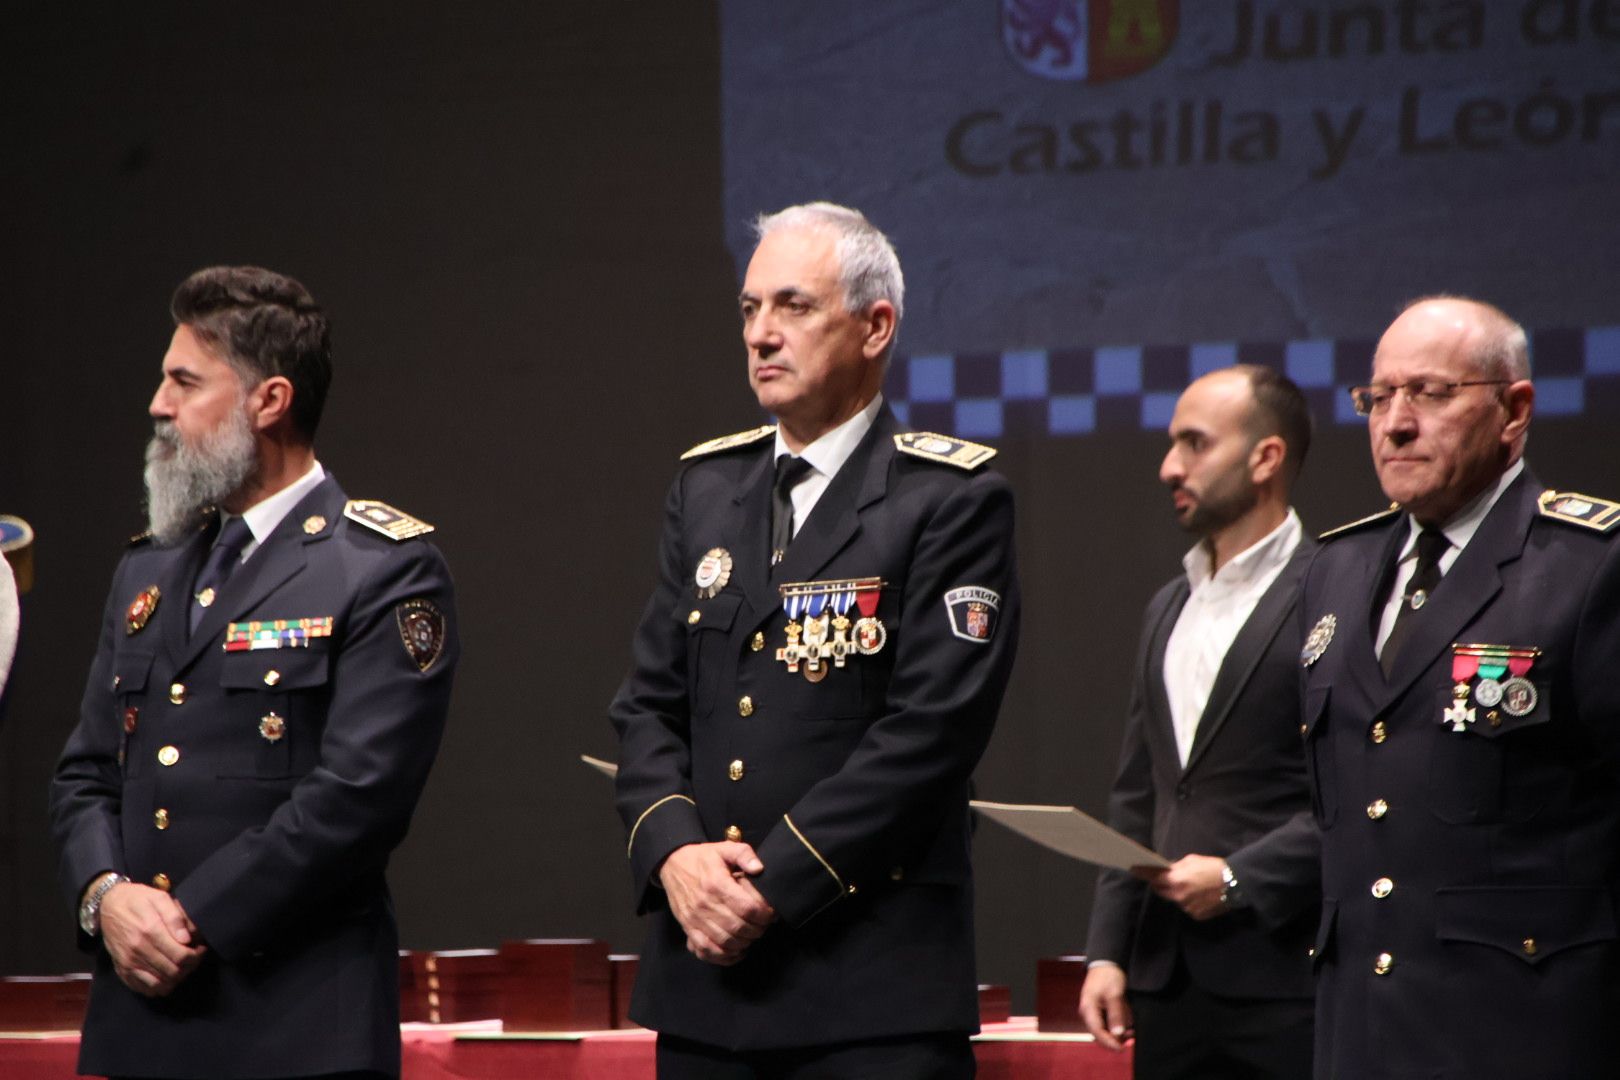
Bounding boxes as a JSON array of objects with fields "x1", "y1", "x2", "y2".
[
  {"x1": 1523, "y1": 938, "x2": 1538, "y2": 956},
  {"x1": 738, "y1": 696, "x2": 754, "y2": 717},
  {"x1": 152, "y1": 873, "x2": 171, "y2": 892},
  {"x1": 846, "y1": 885, "x2": 858, "y2": 896},
  {"x1": 1371, "y1": 877, "x2": 1394, "y2": 899},
  {"x1": 157, "y1": 745, "x2": 180, "y2": 767},
  {"x1": 1370, "y1": 720, "x2": 1388, "y2": 744},
  {"x1": 688, "y1": 610, "x2": 701, "y2": 625},
  {"x1": 1367, "y1": 799, "x2": 1389, "y2": 820},
  {"x1": 154, "y1": 808, "x2": 170, "y2": 830},
  {"x1": 1374, "y1": 952, "x2": 1394, "y2": 975},
  {"x1": 169, "y1": 682, "x2": 187, "y2": 705},
  {"x1": 751, "y1": 632, "x2": 765, "y2": 652},
  {"x1": 263, "y1": 669, "x2": 282, "y2": 686},
  {"x1": 890, "y1": 866, "x2": 905, "y2": 882},
  {"x1": 1308, "y1": 946, "x2": 1316, "y2": 958},
  {"x1": 728, "y1": 759, "x2": 745, "y2": 781},
  {"x1": 1299, "y1": 723, "x2": 1307, "y2": 736},
  {"x1": 724, "y1": 825, "x2": 743, "y2": 842}
]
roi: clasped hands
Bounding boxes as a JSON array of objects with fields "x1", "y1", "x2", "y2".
[
  {"x1": 658, "y1": 841, "x2": 776, "y2": 966},
  {"x1": 1132, "y1": 853, "x2": 1229, "y2": 921},
  {"x1": 97, "y1": 880, "x2": 206, "y2": 997}
]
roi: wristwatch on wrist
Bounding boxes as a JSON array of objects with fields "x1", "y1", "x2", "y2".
[
  {"x1": 79, "y1": 872, "x2": 128, "y2": 936},
  {"x1": 1219, "y1": 862, "x2": 1244, "y2": 908}
]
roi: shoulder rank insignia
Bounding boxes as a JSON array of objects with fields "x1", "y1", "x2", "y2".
[
  {"x1": 1319, "y1": 504, "x2": 1401, "y2": 541},
  {"x1": 1538, "y1": 490, "x2": 1620, "y2": 532},
  {"x1": 344, "y1": 500, "x2": 435, "y2": 541},
  {"x1": 126, "y1": 529, "x2": 153, "y2": 547},
  {"x1": 894, "y1": 432, "x2": 997, "y2": 470},
  {"x1": 680, "y1": 424, "x2": 776, "y2": 461}
]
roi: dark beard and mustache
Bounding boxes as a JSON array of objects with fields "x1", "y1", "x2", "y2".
[{"x1": 143, "y1": 408, "x2": 256, "y2": 545}]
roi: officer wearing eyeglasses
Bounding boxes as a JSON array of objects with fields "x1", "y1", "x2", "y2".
[{"x1": 1299, "y1": 296, "x2": 1620, "y2": 1079}]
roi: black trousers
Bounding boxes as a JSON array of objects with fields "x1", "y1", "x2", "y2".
[
  {"x1": 656, "y1": 1031, "x2": 976, "y2": 1080},
  {"x1": 1129, "y1": 960, "x2": 1313, "y2": 1080}
]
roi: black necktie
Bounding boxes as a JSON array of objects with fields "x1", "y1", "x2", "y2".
[
  {"x1": 1379, "y1": 526, "x2": 1450, "y2": 677},
  {"x1": 190, "y1": 516, "x2": 253, "y2": 633},
  {"x1": 770, "y1": 455, "x2": 814, "y2": 570}
]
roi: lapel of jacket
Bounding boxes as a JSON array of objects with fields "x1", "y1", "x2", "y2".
[
  {"x1": 1145, "y1": 578, "x2": 1189, "y2": 758},
  {"x1": 767, "y1": 407, "x2": 894, "y2": 590},
  {"x1": 1376, "y1": 471, "x2": 1537, "y2": 709},
  {"x1": 1182, "y1": 538, "x2": 1316, "y2": 775},
  {"x1": 157, "y1": 522, "x2": 217, "y2": 662},
  {"x1": 172, "y1": 478, "x2": 345, "y2": 673},
  {"x1": 731, "y1": 448, "x2": 781, "y2": 633}
]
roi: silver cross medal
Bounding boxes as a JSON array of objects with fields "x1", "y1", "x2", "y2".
[{"x1": 1444, "y1": 700, "x2": 1475, "y2": 732}]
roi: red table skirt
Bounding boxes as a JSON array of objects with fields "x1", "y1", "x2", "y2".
[{"x1": 1, "y1": 1018, "x2": 1131, "y2": 1079}]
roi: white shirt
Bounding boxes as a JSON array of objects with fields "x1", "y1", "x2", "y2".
[
  {"x1": 218, "y1": 460, "x2": 328, "y2": 565},
  {"x1": 1163, "y1": 509, "x2": 1304, "y2": 767},
  {"x1": 1374, "y1": 459, "x2": 1524, "y2": 658},
  {"x1": 771, "y1": 395, "x2": 883, "y2": 536}
]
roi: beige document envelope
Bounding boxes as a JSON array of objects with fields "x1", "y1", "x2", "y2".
[
  {"x1": 580, "y1": 754, "x2": 619, "y2": 778},
  {"x1": 970, "y1": 800, "x2": 1169, "y2": 871}
]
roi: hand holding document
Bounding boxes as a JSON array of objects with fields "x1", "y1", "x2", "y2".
[
  {"x1": 970, "y1": 800, "x2": 1169, "y2": 872},
  {"x1": 580, "y1": 754, "x2": 618, "y2": 778}
]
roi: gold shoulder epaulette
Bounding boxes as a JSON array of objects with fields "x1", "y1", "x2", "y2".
[
  {"x1": 894, "y1": 432, "x2": 997, "y2": 470},
  {"x1": 1319, "y1": 504, "x2": 1401, "y2": 541},
  {"x1": 344, "y1": 499, "x2": 436, "y2": 541},
  {"x1": 680, "y1": 424, "x2": 776, "y2": 461},
  {"x1": 1538, "y1": 490, "x2": 1620, "y2": 533},
  {"x1": 127, "y1": 530, "x2": 153, "y2": 547}
]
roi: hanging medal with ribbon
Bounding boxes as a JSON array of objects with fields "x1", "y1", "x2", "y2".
[
  {"x1": 1447, "y1": 650, "x2": 1479, "y2": 732},
  {"x1": 777, "y1": 577, "x2": 886, "y2": 680},
  {"x1": 1449, "y1": 644, "x2": 1541, "y2": 729},
  {"x1": 1500, "y1": 652, "x2": 1539, "y2": 717}
]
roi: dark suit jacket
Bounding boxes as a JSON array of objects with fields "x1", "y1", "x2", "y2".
[
  {"x1": 50, "y1": 475, "x2": 458, "y2": 1079},
  {"x1": 1086, "y1": 535, "x2": 1320, "y2": 999},
  {"x1": 1301, "y1": 469, "x2": 1620, "y2": 1080},
  {"x1": 609, "y1": 407, "x2": 1021, "y2": 1050}
]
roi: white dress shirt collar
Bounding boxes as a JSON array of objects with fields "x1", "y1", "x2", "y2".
[
  {"x1": 223, "y1": 460, "x2": 327, "y2": 563},
  {"x1": 770, "y1": 396, "x2": 883, "y2": 536}
]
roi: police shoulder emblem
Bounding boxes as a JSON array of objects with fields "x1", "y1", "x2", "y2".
[
  {"x1": 1301, "y1": 614, "x2": 1336, "y2": 667},
  {"x1": 125, "y1": 585, "x2": 161, "y2": 635},
  {"x1": 345, "y1": 500, "x2": 435, "y2": 541},
  {"x1": 944, "y1": 585, "x2": 1001, "y2": 643},
  {"x1": 680, "y1": 425, "x2": 776, "y2": 461},
  {"x1": 1319, "y1": 504, "x2": 1401, "y2": 541},
  {"x1": 396, "y1": 598, "x2": 447, "y2": 672},
  {"x1": 1537, "y1": 490, "x2": 1620, "y2": 532},
  {"x1": 895, "y1": 432, "x2": 997, "y2": 470}
]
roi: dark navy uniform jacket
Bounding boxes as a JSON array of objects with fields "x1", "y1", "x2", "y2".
[
  {"x1": 610, "y1": 407, "x2": 1021, "y2": 1050},
  {"x1": 1301, "y1": 469, "x2": 1620, "y2": 1080},
  {"x1": 50, "y1": 475, "x2": 457, "y2": 1079},
  {"x1": 1087, "y1": 540, "x2": 1320, "y2": 1000}
]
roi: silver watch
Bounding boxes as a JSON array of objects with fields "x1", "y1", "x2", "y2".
[
  {"x1": 78, "y1": 873, "x2": 128, "y2": 936},
  {"x1": 1219, "y1": 862, "x2": 1244, "y2": 908}
]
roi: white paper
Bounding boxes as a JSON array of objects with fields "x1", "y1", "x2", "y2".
[
  {"x1": 579, "y1": 754, "x2": 619, "y2": 778},
  {"x1": 971, "y1": 800, "x2": 1169, "y2": 871}
]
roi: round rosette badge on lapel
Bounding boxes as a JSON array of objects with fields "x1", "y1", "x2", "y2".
[{"x1": 694, "y1": 548, "x2": 732, "y2": 599}]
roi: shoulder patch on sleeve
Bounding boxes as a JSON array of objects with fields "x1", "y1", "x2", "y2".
[
  {"x1": 344, "y1": 499, "x2": 436, "y2": 541},
  {"x1": 894, "y1": 432, "x2": 998, "y2": 470},
  {"x1": 1319, "y1": 505, "x2": 1401, "y2": 541},
  {"x1": 1538, "y1": 490, "x2": 1620, "y2": 532},
  {"x1": 680, "y1": 425, "x2": 777, "y2": 461}
]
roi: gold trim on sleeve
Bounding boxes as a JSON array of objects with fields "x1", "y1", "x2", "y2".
[
  {"x1": 783, "y1": 813, "x2": 846, "y2": 893},
  {"x1": 627, "y1": 794, "x2": 696, "y2": 858}
]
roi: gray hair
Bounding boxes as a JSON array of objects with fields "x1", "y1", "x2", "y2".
[{"x1": 752, "y1": 202, "x2": 905, "y2": 358}]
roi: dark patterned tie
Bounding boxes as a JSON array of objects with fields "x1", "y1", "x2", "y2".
[
  {"x1": 770, "y1": 455, "x2": 814, "y2": 571},
  {"x1": 1379, "y1": 526, "x2": 1450, "y2": 677},
  {"x1": 190, "y1": 516, "x2": 253, "y2": 634}
]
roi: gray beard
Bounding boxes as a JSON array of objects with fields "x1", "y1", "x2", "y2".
[{"x1": 143, "y1": 411, "x2": 256, "y2": 545}]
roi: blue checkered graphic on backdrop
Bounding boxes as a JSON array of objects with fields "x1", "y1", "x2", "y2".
[{"x1": 884, "y1": 328, "x2": 1620, "y2": 438}]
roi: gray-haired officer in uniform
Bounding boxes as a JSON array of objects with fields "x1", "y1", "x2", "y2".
[
  {"x1": 51, "y1": 266, "x2": 457, "y2": 1079},
  {"x1": 610, "y1": 202, "x2": 1021, "y2": 1078},
  {"x1": 1301, "y1": 296, "x2": 1620, "y2": 1079}
]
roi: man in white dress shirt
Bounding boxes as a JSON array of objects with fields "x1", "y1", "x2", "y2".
[{"x1": 1081, "y1": 365, "x2": 1321, "y2": 1079}]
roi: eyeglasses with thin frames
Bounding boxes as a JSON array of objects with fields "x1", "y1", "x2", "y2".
[{"x1": 1349, "y1": 380, "x2": 1511, "y2": 417}]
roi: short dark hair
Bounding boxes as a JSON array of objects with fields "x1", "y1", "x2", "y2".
[
  {"x1": 170, "y1": 266, "x2": 332, "y2": 441},
  {"x1": 1236, "y1": 364, "x2": 1313, "y2": 485}
]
